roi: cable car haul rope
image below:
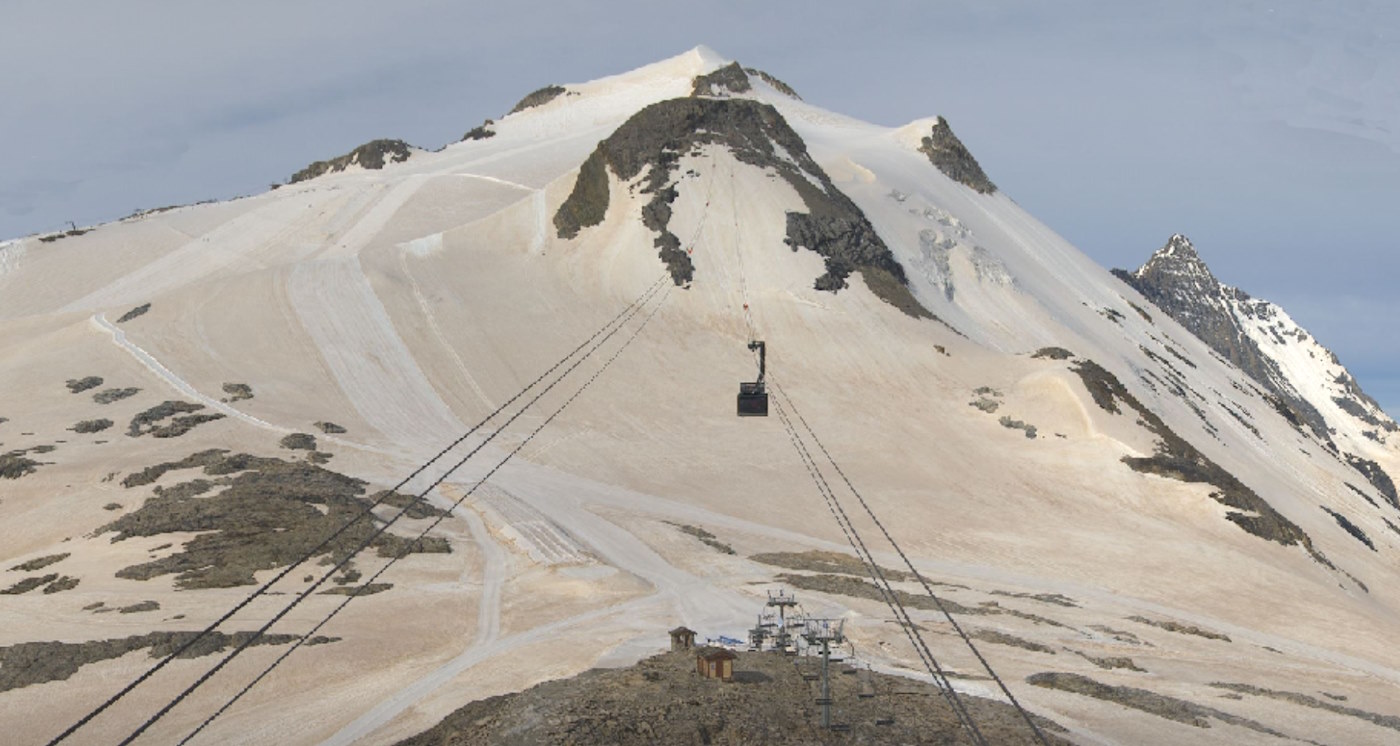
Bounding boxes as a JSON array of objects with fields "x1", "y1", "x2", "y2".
[
  {"x1": 49, "y1": 158, "x2": 1044, "y2": 745},
  {"x1": 49, "y1": 270, "x2": 674, "y2": 745}
]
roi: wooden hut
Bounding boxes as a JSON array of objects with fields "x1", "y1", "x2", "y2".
[
  {"x1": 696, "y1": 647, "x2": 737, "y2": 681},
  {"x1": 669, "y1": 626, "x2": 697, "y2": 652}
]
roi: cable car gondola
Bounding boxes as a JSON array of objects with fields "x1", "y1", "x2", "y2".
[{"x1": 737, "y1": 340, "x2": 768, "y2": 417}]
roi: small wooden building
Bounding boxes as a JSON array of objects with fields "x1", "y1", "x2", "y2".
[
  {"x1": 696, "y1": 647, "x2": 737, "y2": 681},
  {"x1": 669, "y1": 626, "x2": 697, "y2": 652}
]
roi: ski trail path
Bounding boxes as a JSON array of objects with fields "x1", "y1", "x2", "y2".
[
  {"x1": 396, "y1": 248, "x2": 496, "y2": 412},
  {"x1": 287, "y1": 256, "x2": 465, "y2": 458},
  {"x1": 319, "y1": 466, "x2": 757, "y2": 746}
]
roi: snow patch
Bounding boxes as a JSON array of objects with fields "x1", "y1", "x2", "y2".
[
  {"x1": 0, "y1": 239, "x2": 24, "y2": 276},
  {"x1": 402, "y1": 233, "x2": 444, "y2": 257}
]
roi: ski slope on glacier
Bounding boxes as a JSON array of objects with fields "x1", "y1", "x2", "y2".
[{"x1": 2, "y1": 46, "x2": 1400, "y2": 745}]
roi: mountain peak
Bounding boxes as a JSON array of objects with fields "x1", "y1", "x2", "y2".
[
  {"x1": 1133, "y1": 232, "x2": 1216, "y2": 285},
  {"x1": 916, "y1": 117, "x2": 996, "y2": 194},
  {"x1": 1117, "y1": 235, "x2": 1398, "y2": 492},
  {"x1": 687, "y1": 44, "x2": 730, "y2": 68},
  {"x1": 1161, "y1": 232, "x2": 1197, "y2": 258}
]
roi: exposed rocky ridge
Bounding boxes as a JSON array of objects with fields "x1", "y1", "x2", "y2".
[
  {"x1": 397, "y1": 649, "x2": 1069, "y2": 745},
  {"x1": 918, "y1": 117, "x2": 997, "y2": 194},
  {"x1": 116, "y1": 302, "x2": 150, "y2": 323},
  {"x1": 1027, "y1": 672, "x2": 1286, "y2": 736},
  {"x1": 1067, "y1": 357, "x2": 1334, "y2": 567},
  {"x1": 745, "y1": 67, "x2": 801, "y2": 99},
  {"x1": 461, "y1": 119, "x2": 495, "y2": 141},
  {"x1": 1114, "y1": 234, "x2": 1399, "y2": 506},
  {"x1": 289, "y1": 139, "x2": 413, "y2": 184},
  {"x1": 508, "y1": 85, "x2": 567, "y2": 115},
  {"x1": 691, "y1": 61, "x2": 752, "y2": 97},
  {"x1": 554, "y1": 97, "x2": 932, "y2": 318}
]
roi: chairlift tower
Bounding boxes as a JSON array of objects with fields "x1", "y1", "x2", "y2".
[
  {"x1": 766, "y1": 589, "x2": 799, "y2": 651},
  {"x1": 802, "y1": 618, "x2": 846, "y2": 730}
]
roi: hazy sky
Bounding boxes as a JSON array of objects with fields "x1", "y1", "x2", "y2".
[{"x1": 3, "y1": 0, "x2": 1397, "y2": 413}]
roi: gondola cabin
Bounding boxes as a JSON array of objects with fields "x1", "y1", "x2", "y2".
[
  {"x1": 737, "y1": 340, "x2": 768, "y2": 417},
  {"x1": 737, "y1": 382, "x2": 767, "y2": 416}
]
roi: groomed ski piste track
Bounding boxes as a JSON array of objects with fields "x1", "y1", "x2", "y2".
[{"x1": 4, "y1": 47, "x2": 1400, "y2": 746}]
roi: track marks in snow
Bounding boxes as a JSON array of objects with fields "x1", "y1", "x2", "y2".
[
  {"x1": 91, "y1": 312, "x2": 380, "y2": 457},
  {"x1": 287, "y1": 257, "x2": 464, "y2": 456},
  {"x1": 60, "y1": 190, "x2": 341, "y2": 313},
  {"x1": 91, "y1": 312, "x2": 288, "y2": 433},
  {"x1": 471, "y1": 483, "x2": 591, "y2": 566},
  {"x1": 396, "y1": 248, "x2": 496, "y2": 413}
]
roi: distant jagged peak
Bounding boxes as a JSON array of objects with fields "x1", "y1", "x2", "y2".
[
  {"x1": 1117, "y1": 233, "x2": 1398, "y2": 477},
  {"x1": 288, "y1": 138, "x2": 415, "y2": 184},
  {"x1": 914, "y1": 116, "x2": 997, "y2": 194},
  {"x1": 1159, "y1": 233, "x2": 1198, "y2": 259},
  {"x1": 1135, "y1": 233, "x2": 1216, "y2": 281}
]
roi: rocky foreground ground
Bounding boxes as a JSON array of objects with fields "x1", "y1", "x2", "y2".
[{"x1": 396, "y1": 649, "x2": 1069, "y2": 745}]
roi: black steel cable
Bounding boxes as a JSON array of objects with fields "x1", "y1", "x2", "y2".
[
  {"x1": 771, "y1": 387, "x2": 981, "y2": 736},
  {"x1": 771, "y1": 393, "x2": 987, "y2": 745},
  {"x1": 773, "y1": 379, "x2": 1052, "y2": 746},
  {"x1": 116, "y1": 279, "x2": 670, "y2": 745},
  {"x1": 43, "y1": 270, "x2": 670, "y2": 746},
  {"x1": 175, "y1": 282, "x2": 673, "y2": 745}
]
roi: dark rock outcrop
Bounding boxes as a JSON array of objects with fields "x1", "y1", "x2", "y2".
[
  {"x1": 0, "y1": 450, "x2": 42, "y2": 479},
  {"x1": 103, "y1": 450, "x2": 449, "y2": 589},
  {"x1": 280, "y1": 432, "x2": 317, "y2": 451},
  {"x1": 918, "y1": 117, "x2": 997, "y2": 194},
  {"x1": 93, "y1": 387, "x2": 140, "y2": 404},
  {"x1": 1344, "y1": 454, "x2": 1398, "y2": 508},
  {"x1": 116, "y1": 303, "x2": 150, "y2": 323},
  {"x1": 1321, "y1": 506, "x2": 1375, "y2": 551},
  {"x1": 691, "y1": 61, "x2": 752, "y2": 97},
  {"x1": 8, "y1": 553, "x2": 69, "y2": 572},
  {"x1": 289, "y1": 139, "x2": 413, "y2": 184},
  {"x1": 508, "y1": 85, "x2": 566, "y2": 115},
  {"x1": 0, "y1": 631, "x2": 324, "y2": 693},
  {"x1": 69, "y1": 419, "x2": 113, "y2": 434},
  {"x1": 745, "y1": 67, "x2": 801, "y2": 99},
  {"x1": 127, "y1": 400, "x2": 224, "y2": 438},
  {"x1": 554, "y1": 97, "x2": 932, "y2": 318},
  {"x1": 221, "y1": 382, "x2": 253, "y2": 402},
  {"x1": 1069, "y1": 358, "x2": 1329, "y2": 565},
  {"x1": 461, "y1": 119, "x2": 495, "y2": 141},
  {"x1": 1028, "y1": 672, "x2": 1284, "y2": 735},
  {"x1": 66, "y1": 376, "x2": 103, "y2": 393}
]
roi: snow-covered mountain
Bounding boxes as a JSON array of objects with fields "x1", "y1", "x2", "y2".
[
  {"x1": 3, "y1": 47, "x2": 1400, "y2": 745},
  {"x1": 1116, "y1": 234, "x2": 1398, "y2": 508}
]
